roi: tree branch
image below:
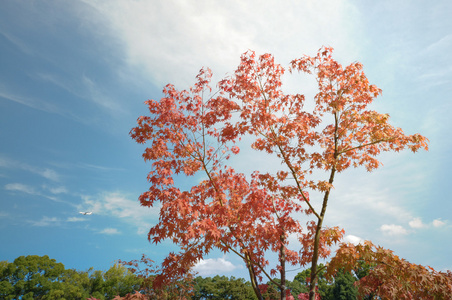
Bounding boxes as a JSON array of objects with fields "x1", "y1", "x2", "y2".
[
  {"x1": 219, "y1": 239, "x2": 282, "y2": 289},
  {"x1": 338, "y1": 138, "x2": 395, "y2": 155}
]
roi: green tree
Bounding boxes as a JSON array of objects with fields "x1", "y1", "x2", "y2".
[
  {"x1": 0, "y1": 260, "x2": 14, "y2": 300},
  {"x1": 103, "y1": 263, "x2": 142, "y2": 299},
  {"x1": 327, "y1": 271, "x2": 357, "y2": 300},
  {"x1": 0, "y1": 255, "x2": 66, "y2": 299},
  {"x1": 285, "y1": 279, "x2": 305, "y2": 299},
  {"x1": 192, "y1": 275, "x2": 256, "y2": 300},
  {"x1": 0, "y1": 255, "x2": 144, "y2": 300},
  {"x1": 57, "y1": 269, "x2": 91, "y2": 300},
  {"x1": 88, "y1": 269, "x2": 106, "y2": 299},
  {"x1": 294, "y1": 265, "x2": 331, "y2": 299},
  {"x1": 0, "y1": 255, "x2": 96, "y2": 300}
]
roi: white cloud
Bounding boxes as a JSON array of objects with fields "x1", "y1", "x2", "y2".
[
  {"x1": 380, "y1": 224, "x2": 408, "y2": 236},
  {"x1": 99, "y1": 228, "x2": 121, "y2": 235},
  {"x1": 343, "y1": 234, "x2": 364, "y2": 245},
  {"x1": 432, "y1": 219, "x2": 446, "y2": 228},
  {"x1": 193, "y1": 257, "x2": 240, "y2": 276},
  {"x1": 39, "y1": 169, "x2": 60, "y2": 181},
  {"x1": 4, "y1": 182, "x2": 71, "y2": 205},
  {"x1": 81, "y1": 0, "x2": 361, "y2": 88},
  {"x1": 44, "y1": 186, "x2": 68, "y2": 194},
  {"x1": 409, "y1": 218, "x2": 426, "y2": 229},
  {"x1": 408, "y1": 217, "x2": 447, "y2": 229}
]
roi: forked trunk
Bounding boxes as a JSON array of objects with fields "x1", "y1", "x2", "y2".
[{"x1": 245, "y1": 253, "x2": 264, "y2": 300}]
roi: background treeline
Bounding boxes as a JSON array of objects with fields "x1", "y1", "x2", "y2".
[{"x1": 1, "y1": 255, "x2": 365, "y2": 299}]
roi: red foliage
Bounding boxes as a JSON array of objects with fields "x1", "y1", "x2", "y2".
[
  {"x1": 327, "y1": 241, "x2": 452, "y2": 299},
  {"x1": 130, "y1": 47, "x2": 429, "y2": 300},
  {"x1": 119, "y1": 254, "x2": 194, "y2": 299},
  {"x1": 297, "y1": 293, "x2": 321, "y2": 300}
]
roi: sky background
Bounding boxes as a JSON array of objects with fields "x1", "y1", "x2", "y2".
[{"x1": 1, "y1": 0, "x2": 451, "y2": 280}]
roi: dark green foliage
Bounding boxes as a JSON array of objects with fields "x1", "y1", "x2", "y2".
[
  {"x1": 327, "y1": 271, "x2": 358, "y2": 300},
  {"x1": 192, "y1": 275, "x2": 256, "y2": 300}
]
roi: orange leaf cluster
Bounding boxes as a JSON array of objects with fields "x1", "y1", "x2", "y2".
[{"x1": 327, "y1": 241, "x2": 452, "y2": 299}]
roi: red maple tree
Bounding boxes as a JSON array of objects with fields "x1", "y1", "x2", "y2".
[{"x1": 130, "y1": 47, "x2": 436, "y2": 300}]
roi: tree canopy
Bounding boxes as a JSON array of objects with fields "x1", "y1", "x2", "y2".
[
  {"x1": 0, "y1": 255, "x2": 141, "y2": 300},
  {"x1": 130, "y1": 47, "x2": 438, "y2": 300}
]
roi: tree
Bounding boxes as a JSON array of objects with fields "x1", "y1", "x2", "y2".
[
  {"x1": 192, "y1": 275, "x2": 256, "y2": 299},
  {"x1": 0, "y1": 255, "x2": 146, "y2": 300},
  {"x1": 130, "y1": 47, "x2": 429, "y2": 300},
  {"x1": 0, "y1": 255, "x2": 66, "y2": 299},
  {"x1": 103, "y1": 263, "x2": 142, "y2": 299},
  {"x1": 328, "y1": 270, "x2": 357, "y2": 300},
  {"x1": 293, "y1": 264, "x2": 330, "y2": 299},
  {"x1": 55, "y1": 268, "x2": 91, "y2": 300},
  {"x1": 88, "y1": 269, "x2": 107, "y2": 300},
  {"x1": 327, "y1": 241, "x2": 452, "y2": 299},
  {"x1": 0, "y1": 260, "x2": 14, "y2": 300}
]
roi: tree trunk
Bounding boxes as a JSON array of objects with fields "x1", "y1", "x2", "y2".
[
  {"x1": 245, "y1": 253, "x2": 264, "y2": 300},
  {"x1": 309, "y1": 111, "x2": 339, "y2": 300},
  {"x1": 280, "y1": 234, "x2": 286, "y2": 300},
  {"x1": 309, "y1": 166, "x2": 337, "y2": 300}
]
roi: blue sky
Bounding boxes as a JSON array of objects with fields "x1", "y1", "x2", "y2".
[{"x1": 1, "y1": 0, "x2": 451, "y2": 280}]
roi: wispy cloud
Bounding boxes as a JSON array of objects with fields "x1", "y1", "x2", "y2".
[
  {"x1": 34, "y1": 72, "x2": 125, "y2": 116},
  {"x1": 82, "y1": 75, "x2": 122, "y2": 113},
  {"x1": 380, "y1": 224, "x2": 408, "y2": 236},
  {"x1": 48, "y1": 161, "x2": 126, "y2": 174},
  {"x1": 80, "y1": 191, "x2": 157, "y2": 235},
  {"x1": 193, "y1": 257, "x2": 241, "y2": 276},
  {"x1": 39, "y1": 169, "x2": 60, "y2": 181},
  {"x1": 0, "y1": 154, "x2": 61, "y2": 182},
  {"x1": 5, "y1": 183, "x2": 37, "y2": 195},
  {"x1": 67, "y1": 217, "x2": 87, "y2": 222},
  {"x1": 0, "y1": 88, "x2": 67, "y2": 117},
  {"x1": 0, "y1": 29, "x2": 34, "y2": 55},
  {"x1": 4, "y1": 182, "x2": 74, "y2": 206},
  {"x1": 99, "y1": 228, "x2": 121, "y2": 235},
  {"x1": 432, "y1": 219, "x2": 446, "y2": 228},
  {"x1": 45, "y1": 186, "x2": 68, "y2": 194},
  {"x1": 0, "y1": 211, "x2": 10, "y2": 218},
  {"x1": 31, "y1": 216, "x2": 61, "y2": 227}
]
